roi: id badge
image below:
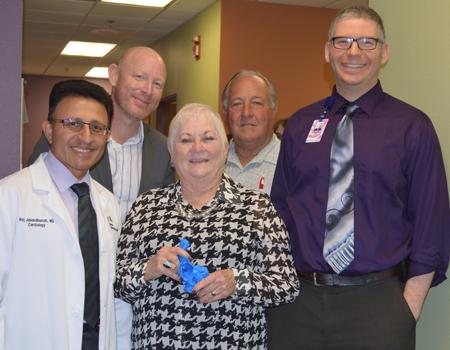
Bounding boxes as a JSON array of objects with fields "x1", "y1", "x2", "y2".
[{"x1": 305, "y1": 119, "x2": 329, "y2": 143}]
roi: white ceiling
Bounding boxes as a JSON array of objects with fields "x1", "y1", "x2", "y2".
[{"x1": 23, "y1": 0, "x2": 367, "y2": 77}]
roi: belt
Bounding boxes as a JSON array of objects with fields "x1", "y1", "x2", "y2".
[
  {"x1": 297, "y1": 267, "x2": 401, "y2": 287},
  {"x1": 83, "y1": 323, "x2": 100, "y2": 333}
]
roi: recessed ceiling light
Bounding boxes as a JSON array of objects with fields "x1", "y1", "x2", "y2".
[
  {"x1": 85, "y1": 67, "x2": 109, "y2": 78},
  {"x1": 101, "y1": 0, "x2": 171, "y2": 7},
  {"x1": 61, "y1": 41, "x2": 116, "y2": 57}
]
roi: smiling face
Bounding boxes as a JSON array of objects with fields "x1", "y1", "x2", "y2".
[
  {"x1": 108, "y1": 47, "x2": 166, "y2": 122},
  {"x1": 171, "y1": 113, "x2": 228, "y2": 185},
  {"x1": 42, "y1": 96, "x2": 109, "y2": 179},
  {"x1": 226, "y1": 75, "x2": 276, "y2": 151},
  {"x1": 325, "y1": 17, "x2": 389, "y2": 100}
]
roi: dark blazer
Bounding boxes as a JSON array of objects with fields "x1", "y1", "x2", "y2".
[{"x1": 28, "y1": 123, "x2": 174, "y2": 194}]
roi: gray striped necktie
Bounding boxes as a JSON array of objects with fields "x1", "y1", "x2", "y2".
[
  {"x1": 71, "y1": 182, "x2": 100, "y2": 328},
  {"x1": 323, "y1": 104, "x2": 358, "y2": 274}
]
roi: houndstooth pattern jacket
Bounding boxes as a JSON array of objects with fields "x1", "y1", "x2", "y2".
[{"x1": 115, "y1": 174, "x2": 299, "y2": 350}]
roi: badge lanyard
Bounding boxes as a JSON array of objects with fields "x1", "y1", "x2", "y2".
[{"x1": 305, "y1": 96, "x2": 335, "y2": 143}]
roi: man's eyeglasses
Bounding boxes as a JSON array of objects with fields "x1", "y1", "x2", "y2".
[
  {"x1": 330, "y1": 37, "x2": 383, "y2": 50},
  {"x1": 50, "y1": 118, "x2": 110, "y2": 136}
]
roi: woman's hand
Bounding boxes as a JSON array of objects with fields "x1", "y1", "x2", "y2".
[
  {"x1": 143, "y1": 246, "x2": 190, "y2": 282},
  {"x1": 193, "y1": 269, "x2": 236, "y2": 304}
]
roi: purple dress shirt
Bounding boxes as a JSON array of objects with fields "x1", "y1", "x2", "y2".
[{"x1": 271, "y1": 82, "x2": 450, "y2": 286}]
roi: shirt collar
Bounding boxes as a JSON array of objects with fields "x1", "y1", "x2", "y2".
[
  {"x1": 44, "y1": 151, "x2": 91, "y2": 193},
  {"x1": 228, "y1": 134, "x2": 280, "y2": 168},
  {"x1": 331, "y1": 81, "x2": 384, "y2": 117}
]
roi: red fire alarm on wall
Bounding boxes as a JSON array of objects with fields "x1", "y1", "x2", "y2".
[{"x1": 192, "y1": 34, "x2": 200, "y2": 60}]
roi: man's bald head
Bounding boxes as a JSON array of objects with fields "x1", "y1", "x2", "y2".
[
  {"x1": 108, "y1": 46, "x2": 166, "y2": 121},
  {"x1": 119, "y1": 47, "x2": 166, "y2": 77}
]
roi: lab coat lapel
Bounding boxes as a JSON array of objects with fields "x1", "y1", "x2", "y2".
[
  {"x1": 90, "y1": 182, "x2": 113, "y2": 252},
  {"x1": 29, "y1": 155, "x2": 78, "y2": 241}
]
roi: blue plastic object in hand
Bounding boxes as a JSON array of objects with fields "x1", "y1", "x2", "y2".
[{"x1": 178, "y1": 238, "x2": 209, "y2": 293}]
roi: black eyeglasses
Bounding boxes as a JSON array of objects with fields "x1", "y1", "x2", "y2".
[
  {"x1": 330, "y1": 37, "x2": 383, "y2": 50},
  {"x1": 50, "y1": 118, "x2": 110, "y2": 136}
]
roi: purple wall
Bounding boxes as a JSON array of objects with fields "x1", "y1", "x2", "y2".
[{"x1": 0, "y1": 0, "x2": 22, "y2": 178}]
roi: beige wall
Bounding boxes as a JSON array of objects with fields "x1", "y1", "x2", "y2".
[
  {"x1": 153, "y1": 1, "x2": 221, "y2": 111},
  {"x1": 371, "y1": 1, "x2": 450, "y2": 349}
]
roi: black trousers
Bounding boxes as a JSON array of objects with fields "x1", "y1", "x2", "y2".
[{"x1": 267, "y1": 277, "x2": 416, "y2": 350}]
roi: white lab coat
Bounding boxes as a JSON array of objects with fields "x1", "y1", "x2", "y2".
[{"x1": 0, "y1": 154, "x2": 120, "y2": 350}]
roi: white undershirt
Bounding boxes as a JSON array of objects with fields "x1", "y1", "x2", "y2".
[{"x1": 108, "y1": 121, "x2": 144, "y2": 223}]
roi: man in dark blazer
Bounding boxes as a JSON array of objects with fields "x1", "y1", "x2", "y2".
[
  {"x1": 29, "y1": 46, "x2": 173, "y2": 207},
  {"x1": 28, "y1": 46, "x2": 174, "y2": 350}
]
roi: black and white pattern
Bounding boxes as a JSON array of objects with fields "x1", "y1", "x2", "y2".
[{"x1": 115, "y1": 174, "x2": 299, "y2": 349}]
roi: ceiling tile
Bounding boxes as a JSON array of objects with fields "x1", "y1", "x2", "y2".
[
  {"x1": 46, "y1": 55, "x2": 101, "y2": 76},
  {"x1": 169, "y1": 0, "x2": 216, "y2": 12},
  {"x1": 23, "y1": 22, "x2": 78, "y2": 34},
  {"x1": 90, "y1": 2, "x2": 162, "y2": 18},
  {"x1": 83, "y1": 14, "x2": 149, "y2": 29},
  {"x1": 24, "y1": 10, "x2": 86, "y2": 25},
  {"x1": 25, "y1": 0, "x2": 95, "y2": 13}
]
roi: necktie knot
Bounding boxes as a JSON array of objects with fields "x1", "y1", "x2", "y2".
[
  {"x1": 345, "y1": 104, "x2": 358, "y2": 118},
  {"x1": 71, "y1": 182, "x2": 90, "y2": 198}
]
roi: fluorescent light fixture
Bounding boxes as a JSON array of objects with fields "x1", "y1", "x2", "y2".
[
  {"x1": 61, "y1": 41, "x2": 116, "y2": 57},
  {"x1": 101, "y1": 0, "x2": 171, "y2": 7},
  {"x1": 85, "y1": 67, "x2": 109, "y2": 78}
]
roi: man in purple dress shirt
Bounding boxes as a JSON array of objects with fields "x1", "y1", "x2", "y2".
[{"x1": 268, "y1": 6, "x2": 450, "y2": 350}]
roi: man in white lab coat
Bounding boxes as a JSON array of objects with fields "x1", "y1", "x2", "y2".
[{"x1": 0, "y1": 80, "x2": 120, "y2": 350}]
